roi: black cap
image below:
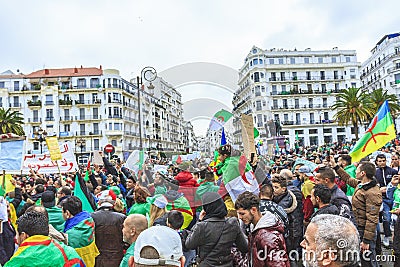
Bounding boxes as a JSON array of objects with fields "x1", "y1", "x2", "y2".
[{"x1": 41, "y1": 191, "x2": 55, "y2": 208}]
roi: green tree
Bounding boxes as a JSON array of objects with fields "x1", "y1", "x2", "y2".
[
  {"x1": 368, "y1": 88, "x2": 400, "y2": 117},
  {"x1": 0, "y1": 107, "x2": 25, "y2": 135},
  {"x1": 332, "y1": 87, "x2": 373, "y2": 140}
]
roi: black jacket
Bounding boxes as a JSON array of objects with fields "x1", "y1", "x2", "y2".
[
  {"x1": 310, "y1": 204, "x2": 339, "y2": 220},
  {"x1": 0, "y1": 221, "x2": 15, "y2": 265},
  {"x1": 259, "y1": 199, "x2": 289, "y2": 238},
  {"x1": 274, "y1": 188, "x2": 304, "y2": 239},
  {"x1": 330, "y1": 185, "x2": 357, "y2": 226},
  {"x1": 185, "y1": 217, "x2": 248, "y2": 267},
  {"x1": 91, "y1": 208, "x2": 126, "y2": 267}
]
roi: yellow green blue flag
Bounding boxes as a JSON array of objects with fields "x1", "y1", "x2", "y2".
[{"x1": 350, "y1": 100, "x2": 396, "y2": 162}]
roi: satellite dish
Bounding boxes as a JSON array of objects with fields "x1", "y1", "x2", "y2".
[{"x1": 98, "y1": 87, "x2": 103, "y2": 92}]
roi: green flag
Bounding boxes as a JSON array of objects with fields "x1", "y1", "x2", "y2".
[
  {"x1": 253, "y1": 127, "x2": 260, "y2": 139},
  {"x1": 350, "y1": 100, "x2": 396, "y2": 163},
  {"x1": 222, "y1": 155, "x2": 259, "y2": 202},
  {"x1": 139, "y1": 150, "x2": 145, "y2": 170},
  {"x1": 73, "y1": 174, "x2": 95, "y2": 213},
  {"x1": 208, "y1": 109, "x2": 233, "y2": 131}
]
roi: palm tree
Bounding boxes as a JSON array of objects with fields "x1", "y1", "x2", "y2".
[
  {"x1": 368, "y1": 88, "x2": 400, "y2": 117},
  {"x1": 0, "y1": 108, "x2": 25, "y2": 136},
  {"x1": 332, "y1": 87, "x2": 374, "y2": 140}
]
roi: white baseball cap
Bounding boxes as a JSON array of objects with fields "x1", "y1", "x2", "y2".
[{"x1": 134, "y1": 226, "x2": 183, "y2": 266}]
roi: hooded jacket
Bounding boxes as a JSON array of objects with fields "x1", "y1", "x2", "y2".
[
  {"x1": 175, "y1": 171, "x2": 199, "y2": 214},
  {"x1": 273, "y1": 189, "x2": 303, "y2": 239},
  {"x1": 185, "y1": 192, "x2": 248, "y2": 267},
  {"x1": 249, "y1": 212, "x2": 289, "y2": 267}
]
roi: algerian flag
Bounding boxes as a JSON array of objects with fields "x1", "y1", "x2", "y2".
[
  {"x1": 125, "y1": 150, "x2": 147, "y2": 173},
  {"x1": 208, "y1": 109, "x2": 233, "y2": 132},
  {"x1": 73, "y1": 174, "x2": 96, "y2": 213},
  {"x1": 222, "y1": 155, "x2": 259, "y2": 202},
  {"x1": 172, "y1": 155, "x2": 182, "y2": 164}
]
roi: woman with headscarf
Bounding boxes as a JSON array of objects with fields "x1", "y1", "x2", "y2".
[{"x1": 185, "y1": 192, "x2": 248, "y2": 267}]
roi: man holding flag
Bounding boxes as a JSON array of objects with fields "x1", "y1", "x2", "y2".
[{"x1": 217, "y1": 144, "x2": 259, "y2": 203}]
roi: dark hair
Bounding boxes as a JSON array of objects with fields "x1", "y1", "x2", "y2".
[
  {"x1": 134, "y1": 186, "x2": 151, "y2": 203},
  {"x1": 35, "y1": 184, "x2": 45, "y2": 194},
  {"x1": 46, "y1": 186, "x2": 57, "y2": 195},
  {"x1": 204, "y1": 171, "x2": 214, "y2": 182},
  {"x1": 259, "y1": 184, "x2": 273, "y2": 199},
  {"x1": 359, "y1": 162, "x2": 376, "y2": 180},
  {"x1": 167, "y1": 210, "x2": 184, "y2": 230},
  {"x1": 98, "y1": 184, "x2": 108, "y2": 191},
  {"x1": 313, "y1": 184, "x2": 331, "y2": 204},
  {"x1": 35, "y1": 178, "x2": 47, "y2": 185},
  {"x1": 317, "y1": 167, "x2": 336, "y2": 183},
  {"x1": 26, "y1": 205, "x2": 49, "y2": 219},
  {"x1": 340, "y1": 154, "x2": 352, "y2": 166},
  {"x1": 375, "y1": 154, "x2": 387, "y2": 164},
  {"x1": 17, "y1": 211, "x2": 49, "y2": 236},
  {"x1": 271, "y1": 175, "x2": 287, "y2": 188},
  {"x1": 60, "y1": 196, "x2": 82, "y2": 216},
  {"x1": 234, "y1": 191, "x2": 260, "y2": 211},
  {"x1": 59, "y1": 186, "x2": 72, "y2": 196}
]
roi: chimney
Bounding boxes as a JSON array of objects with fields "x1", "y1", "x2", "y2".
[
  {"x1": 74, "y1": 67, "x2": 78, "y2": 73},
  {"x1": 99, "y1": 65, "x2": 102, "y2": 70},
  {"x1": 44, "y1": 69, "x2": 50, "y2": 75},
  {"x1": 81, "y1": 65, "x2": 83, "y2": 69}
]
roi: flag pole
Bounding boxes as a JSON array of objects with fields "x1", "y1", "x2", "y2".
[{"x1": 2, "y1": 170, "x2": 5, "y2": 192}]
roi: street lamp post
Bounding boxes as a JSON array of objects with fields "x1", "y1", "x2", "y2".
[
  {"x1": 34, "y1": 127, "x2": 47, "y2": 154},
  {"x1": 76, "y1": 137, "x2": 85, "y2": 165},
  {"x1": 136, "y1": 67, "x2": 157, "y2": 151}
]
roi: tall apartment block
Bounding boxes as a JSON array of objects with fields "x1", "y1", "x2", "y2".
[
  {"x1": 360, "y1": 33, "x2": 400, "y2": 130},
  {"x1": 0, "y1": 66, "x2": 187, "y2": 160},
  {"x1": 232, "y1": 46, "x2": 361, "y2": 148}
]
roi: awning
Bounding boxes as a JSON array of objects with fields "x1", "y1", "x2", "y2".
[{"x1": 29, "y1": 78, "x2": 40, "y2": 83}]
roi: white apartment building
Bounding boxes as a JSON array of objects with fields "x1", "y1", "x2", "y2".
[
  {"x1": 360, "y1": 33, "x2": 400, "y2": 129},
  {"x1": 147, "y1": 77, "x2": 186, "y2": 153},
  {"x1": 0, "y1": 66, "x2": 187, "y2": 160},
  {"x1": 183, "y1": 121, "x2": 198, "y2": 153},
  {"x1": 232, "y1": 46, "x2": 361, "y2": 148}
]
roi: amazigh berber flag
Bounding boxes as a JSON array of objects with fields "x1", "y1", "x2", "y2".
[{"x1": 350, "y1": 100, "x2": 396, "y2": 162}]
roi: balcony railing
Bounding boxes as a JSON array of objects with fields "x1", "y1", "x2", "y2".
[
  {"x1": 108, "y1": 115, "x2": 123, "y2": 119},
  {"x1": 123, "y1": 116, "x2": 139, "y2": 123},
  {"x1": 271, "y1": 89, "x2": 341, "y2": 96},
  {"x1": 269, "y1": 75, "x2": 344, "y2": 82},
  {"x1": 45, "y1": 117, "x2": 55, "y2": 121},
  {"x1": 75, "y1": 115, "x2": 101, "y2": 120},
  {"x1": 45, "y1": 101, "x2": 54, "y2": 105},
  {"x1": 27, "y1": 100, "x2": 41, "y2": 107},
  {"x1": 75, "y1": 130, "x2": 102, "y2": 136},
  {"x1": 61, "y1": 116, "x2": 73, "y2": 121},
  {"x1": 281, "y1": 120, "x2": 335, "y2": 126},
  {"x1": 28, "y1": 118, "x2": 41, "y2": 123},
  {"x1": 271, "y1": 104, "x2": 331, "y2": 110},
  {"x1": 59, "y1": 99, "x2": 73, "y2": 105}
]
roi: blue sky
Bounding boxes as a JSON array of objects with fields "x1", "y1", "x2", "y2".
[{"x1": 1, "y1": 0, "x2": 399, "y2": 135}]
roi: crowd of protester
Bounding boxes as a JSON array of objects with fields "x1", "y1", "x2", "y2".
[{"x1": 1, "y1": 140, "x2": 400, "y2": 266}]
